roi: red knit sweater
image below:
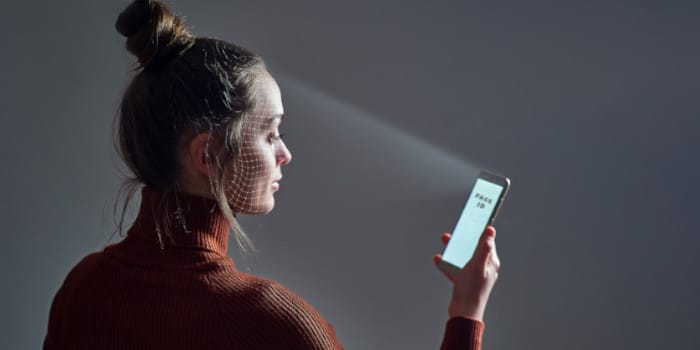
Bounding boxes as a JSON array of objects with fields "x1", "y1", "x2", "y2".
[{"x1": 44, "y1": 187, "x2": 484, "y2": 349}]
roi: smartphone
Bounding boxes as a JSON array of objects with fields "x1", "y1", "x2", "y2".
[{"x1": 438, "y1": 170, "x2": 511, "y2": 276}]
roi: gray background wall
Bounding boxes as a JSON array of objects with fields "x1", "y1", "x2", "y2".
[{"x1": 2, "y1": 0, "x2": 699, "y2": 349}]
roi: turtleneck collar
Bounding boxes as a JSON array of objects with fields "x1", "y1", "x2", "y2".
[{"x1": 126, "y1": 186, "x2": 230, "y2": 256}]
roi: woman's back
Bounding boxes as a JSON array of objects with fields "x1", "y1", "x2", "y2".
[{"x1": 44, "y1": 188, "x2": 342, "y2": 350}]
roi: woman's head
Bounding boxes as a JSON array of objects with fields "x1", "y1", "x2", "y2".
[
  {"x1": 114, "y1": 0, "x2": 291, "y2": 252},
  {"x1": 215, "y1": 70, "x2": 291, "y2": 215}
]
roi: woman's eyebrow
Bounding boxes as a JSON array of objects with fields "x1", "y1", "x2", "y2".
[{"x1": 264, "y1": 114, "x2": 284, "y2": 126}]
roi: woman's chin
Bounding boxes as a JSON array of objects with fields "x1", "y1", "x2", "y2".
[
  {"x1": 247, "y1": 198, "x2": 275, "y2": 215},
  {"x1": 260, "y1": 198, "x2": 275, "y2": 214},
  {"x1": 229, "y1": 193, "x2": 275, "y2": 215}
]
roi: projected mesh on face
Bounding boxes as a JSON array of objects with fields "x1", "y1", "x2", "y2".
[
  {"x1": 214, "y1": 71, "x2": 289, "y2": 215},
  {"x1": 224, "y1": 113, "x2": 287, "y2": 214}
]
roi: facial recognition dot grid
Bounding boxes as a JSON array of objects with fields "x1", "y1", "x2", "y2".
[{"x1": 226, "y1": 114, "x2": 284, "y2": 214}]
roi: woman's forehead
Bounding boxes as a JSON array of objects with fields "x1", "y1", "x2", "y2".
[
  {"x1": 254, "y1": 72, "x2": 283, "y2": 114},
  {"x1": 244, "y1": 113, "x2": 282, "y2": 131},
  {"x1": 242, "y1": 72, "x2": 284, "y2": 130}
]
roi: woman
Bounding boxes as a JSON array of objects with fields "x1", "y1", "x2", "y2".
[{"x1": 44, "y1": 0, "x2": 501, "y2": 349}]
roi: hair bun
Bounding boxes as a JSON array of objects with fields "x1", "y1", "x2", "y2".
[
  {"x1": 115, "y1": 0, "x2": 194, "y2": 69},
  {"x1": 115, "y1": 0, "x2": 152, "y2": 37}
]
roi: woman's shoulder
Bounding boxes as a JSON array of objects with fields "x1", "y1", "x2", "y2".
[
  {"x1": 60, "y1": 250, "x2": 110, "y2": 286},
  {"x1": 48, "y1": 249, "x2": 113, "y2": 311}
]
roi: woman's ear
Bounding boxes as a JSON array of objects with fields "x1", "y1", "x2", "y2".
[{"x1": 188, "y1": 132, "x2": 213, "y2": 177}]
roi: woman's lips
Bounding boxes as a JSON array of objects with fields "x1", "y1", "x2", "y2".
[{"x1": 272, "y1": 176, "x2": 282, "y2": 191}]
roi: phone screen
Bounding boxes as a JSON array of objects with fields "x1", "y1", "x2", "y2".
[{"x1": 442, "y1": 178, "x2": 505, "y2": 269}]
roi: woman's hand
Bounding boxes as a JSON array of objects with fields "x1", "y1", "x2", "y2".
[{"x1": 433, "y1": 226, "x2": 501, "y2": 321}]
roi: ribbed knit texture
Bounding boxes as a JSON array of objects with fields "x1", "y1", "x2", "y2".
[
  {"x1": 44, "y1": 186, "x2": 484, "y2": 349},
  {"x1": 441, "y1": 317, "x2": 484, "y2": 350}
]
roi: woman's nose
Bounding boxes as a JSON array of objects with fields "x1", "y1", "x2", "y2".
[{"x1": 277, "y1": 141, "x2": 292, "y2": 166}]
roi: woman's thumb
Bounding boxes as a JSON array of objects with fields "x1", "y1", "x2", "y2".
[{"x1": 472, "y1": 226, "x2": 496, "y2": 265}]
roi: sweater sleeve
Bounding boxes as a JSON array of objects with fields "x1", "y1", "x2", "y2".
[{"x1": 440, "y1": 317, "x2": 484, "y2": 350}]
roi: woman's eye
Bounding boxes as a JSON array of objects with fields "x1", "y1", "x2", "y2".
[{"x1": 268, "y1": 133, "x2": 285, "y2": 143}]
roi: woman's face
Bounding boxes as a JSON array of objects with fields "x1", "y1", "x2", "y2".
[{"x1": 226, "y1": 71, "x2": 292, "y2": 214}]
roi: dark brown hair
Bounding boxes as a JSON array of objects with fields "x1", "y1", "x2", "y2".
[{"x1": 113, "y1": 0, "x2": 265, "y2": 253}]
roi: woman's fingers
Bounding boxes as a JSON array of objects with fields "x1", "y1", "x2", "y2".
[
  {"x1": 441, "y1": 232, "x2": 451, "y2": 246},
  {"x1": 484, "y1": 225, "x2": 496, "y2": 239},
  {"x1": 433, "y1": 253, "x2": 455, "y2": 282},
  {"x1": 433, "y1": 253, "x2": 442, "y2": 266}
]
